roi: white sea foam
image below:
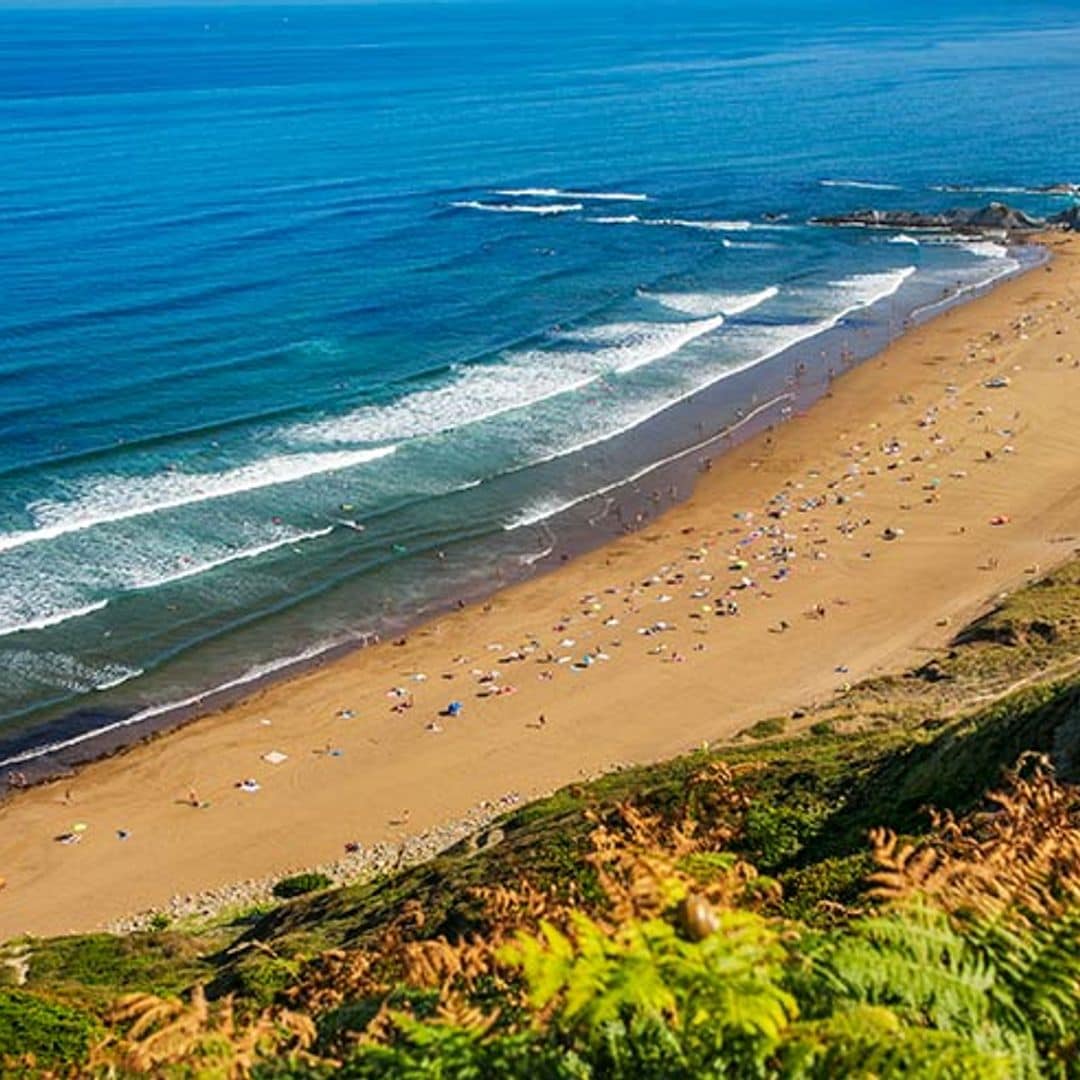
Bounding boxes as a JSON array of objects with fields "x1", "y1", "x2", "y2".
[
  {"x1": 299, "y1": 270, "x2": 907, "y2": 457},
  {"x1": 909, "y1": 257, "x2": 1021, "y2": 321},
  {"x1": 822, "y1": 267, "x2": 916, "y2": 321},
  {"x1": 928, "y1": 183, "x2": 1068, "y2": 196},
  {"x1": 0, "y1": 641, "x2": 343, "y2": 767},
  {"x1": 918, "y1": 235, "x2": 1013, "y2": 260},
  {"x1": 0, "y1": 447, "x2": 395, "y2": 556},
  {"x1": 520, "y1": 266, "x2": 914, "y2": 482},
  {"x1": 555, "y1": 315, "x2": 726, "y2": 370},
  {"x1": 503, "y1": 266, "x2": 920, "y2": 529},
  {"x1": 291, "y1": 315, "x2": 728, "y2": 445},
  {"x1": 94, "y1": 667, "x2": 144, "y2": 692},
  {"x1": 494, "y1": 187, "x2": 648, "y2": 202},
  {"x1": 128, "y1": 525, "x2": 335, "y2": 591},
  {"x1": 0, "y1": 599, "x2": 109, "y2": 640},
  {"x1": 451, "y1": 200, "x2": 582, "y2": 215},
  {"x1": 888, "y1": 233, "x2": 921, "y2": 245},
  {"x1": 591, "y1": 213, "x2": 751, "y2": 231},
  {"x1": 953, "y1": 239, "x2": 1011, "y2": 259},
  {"x1": 506, "y1": 393, "x2": 793, "y2": 530},
  {"x1": 654, "y1": 217, "x2": 754, "y2": 231},
  {"x1": 589, "y1": 215, "x2": 756, "y2": 232},
  {"x1": 722, "y1": 240, "x2": 780, "y2": 250},
  {"x1": 821, "y1": 178, "x2": 903, "y2": 191},
  {"x1": 643, "y1": 285, "x2": 779, "y2": 318},
  {"x1": 0, "y1": 650, "x2": 138, "y2": 699}
]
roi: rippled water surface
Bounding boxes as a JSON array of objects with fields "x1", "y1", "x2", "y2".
[{"x1": 1, "y1": 0, "x2": 1078, "y2": 760}]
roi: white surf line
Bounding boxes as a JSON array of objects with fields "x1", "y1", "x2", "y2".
[
  {"x1": 0, "y1": 639, "x2": 346, "y2": 767},
  {"x1": 655, "y1": 217, "x2": 755, "y2": 231},
  {"x1": 451, "y1": 200, "x2": 583, "y2": 215},
  {"x1": 908, "y1": 258, "x2": 1023, "y2": 322},
  {"x1": 505, "y1": 392, "x2": 793, "y2": 530},
  {"x1": 820, "y1": 178, "x2": 903, "y2": 191},
  {"x1": 128, "y1": 526, "x2": 335, "y2": 592},
  {"x1": 0, "y1": 599, "x2": 109, "y2": 640},
  {"x1": 589, "y1": 215, "x2": 757, "y2": 232},
  {"x1": 94, "y1": 667, "x2": 145, "y2": 692},
  {"x1": 642, "y1": 285, "x2": 780, "y2": 318},
  {"x1": 0, "y1": 446, "x2": 395, "y2": 556},
  {"x1": 502, "y1": 264, "x2": 920, "y2": 512},
  {"x1": 721, "y1": 285, "x2": 781, "y2": 315},
  {"x1": 494, "y1": 187, "x2": 648, "y2": 201}
]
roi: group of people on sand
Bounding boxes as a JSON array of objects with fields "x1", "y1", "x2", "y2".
[{"x1": 34, "y1": 299, "x2": 1055, "y2": 863}]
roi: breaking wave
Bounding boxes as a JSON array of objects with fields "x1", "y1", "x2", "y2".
[
  {"x1": 590, "y1": 215, "x2": 755, "y2": 232},
  {"x1": 494, "y1": 187, "x2": 648, "y2": 202},
  {"x1": 0, "y1": 448, "x2": 395, "y2": 555},
  {"x1": 0, "y1": 641, "x2": 342, "y2": 767},
  {"x1": 128, "y1": 525, "x2": 336, "y2": 591},
  {"x1": 0, "y1": 599, "x2": 109, "y2": 640},
  {"x1": 290, "y1": 315, "x2": 727, "y2": 445},
  {"x1": 642, "y1": 285, "x2": 779, "y2": 317},
  {"x1": 821, "y1": 178, "x2": 903, "y2": 191},
  {"x1": 451, "y1": 200, "x2": 582, "y2": 215}
]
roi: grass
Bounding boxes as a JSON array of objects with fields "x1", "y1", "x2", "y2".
[
  {"x1": 5, "y1": 556, "x2": 1080, "y2": 1064},
  {"x1": 0, "y1": 989, "x2": 101, "y2": 1070},
  {"x1": 18, "y1": 931, "x2": 218, "y2": 1011}
]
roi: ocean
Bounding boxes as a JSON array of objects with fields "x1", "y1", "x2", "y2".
[{"x1": 1, "y1": 0, "x2": 1078, "y2": 771}]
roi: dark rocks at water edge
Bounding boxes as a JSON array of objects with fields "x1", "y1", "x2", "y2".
[
  {"x1": 811, "y1": 201, "x2": 1080, "y2": 234},
  {"x1": 1052, "y1": 204, "x2": 1080, "y2": 232}
]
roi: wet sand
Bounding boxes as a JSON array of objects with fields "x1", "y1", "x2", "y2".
[{"x1": 2, "y1": 233, "x2": 1078, "y2": 940}]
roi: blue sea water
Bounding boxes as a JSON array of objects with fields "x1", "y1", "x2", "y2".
[{"x1": 1, "y1": 1, "x2": 1078, "y2": 765}]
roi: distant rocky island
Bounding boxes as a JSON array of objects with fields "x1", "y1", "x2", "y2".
[{"x1": 812, "y1": 200, "x2": 1080, "y2": 234}]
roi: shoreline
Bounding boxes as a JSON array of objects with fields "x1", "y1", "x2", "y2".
[
  {"x1": 0, "y1": 242, "x2": 1044, "y2": 785},
  {"x1": 1, "y1": 232, "x2": 1078, "y2": 939}
]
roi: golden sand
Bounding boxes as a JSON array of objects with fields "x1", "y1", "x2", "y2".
[{"x1": 1, "y1": 234, "x2": 1078, "y2": 940}]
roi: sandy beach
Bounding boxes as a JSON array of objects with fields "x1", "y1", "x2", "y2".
[{"x1": 1, "y1": 233, "x2": 1078, "y2": 941}]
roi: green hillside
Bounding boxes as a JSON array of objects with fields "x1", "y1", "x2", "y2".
[{"x1": 4, "y1": 562, "x2": 1080, "y2": 1078}]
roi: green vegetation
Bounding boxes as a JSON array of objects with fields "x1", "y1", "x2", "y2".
[
  {"x1": 272, "y1": 873, "x2": 334, "y2": 900},
  {"x1": 743, "y1": 715, "x2": 787, "y2": 739},
  {"x1": 0, "y1": 990, "x2": 101, "y2": 1070},
  {"x1": 4, "y1": 560, "x2": 1080, "y2": 1076}
]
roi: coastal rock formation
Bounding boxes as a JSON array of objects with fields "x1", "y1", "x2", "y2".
[
  {"x1": 811, "y1": 201, "x2": 1055, "y2": 233},
  {"x1": 1049, "y1": 204, "x2": 1080, "y2": 231},
  {"x1": 1040, "y1": 182, "x2": 1080, "y2": 197}
]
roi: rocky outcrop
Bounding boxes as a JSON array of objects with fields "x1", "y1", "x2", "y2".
[
  {"x1": 811, "y1": 201, "x2": 1049, "y2": 233},
  {"x1": 1037, "y1": 183, "x2": 1080, "y2": 197},
  {"x1": 1049, "y1": 204, "x2": 1080, "y2": 231}
]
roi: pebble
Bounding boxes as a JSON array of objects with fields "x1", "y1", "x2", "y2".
[{"x1": 106, "y1": 791, "x2": 522, "y2": 933}]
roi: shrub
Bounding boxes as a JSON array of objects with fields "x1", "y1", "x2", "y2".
[
  {"x1": 0, "y1": 989, "x2": 100, "y2": 1068},
  {"x1": 745, "y1": 716, "x2": 787, "y2": 740},
  {"x1": 231, "y1": 956, "x2": 302, "y2": 1008},
  {"x1": 24, "y1": 931, "x2": 208, "y2": 1004},
  {"x1": 273, "y1": 872, "x2": 334, "y2": 900},
  {"x1": 780, "y1": 853, "x2": 874, "y2": 921},
  {"x1": 743, "y1": 798, "x2": 832, "y2": 870}
]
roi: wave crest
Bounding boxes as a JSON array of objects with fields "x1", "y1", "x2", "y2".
[{"x1": 0, "y1": 448, "x2": 395, "y2": 555}]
